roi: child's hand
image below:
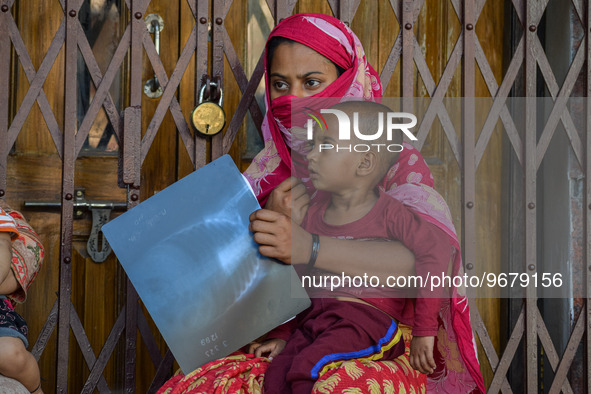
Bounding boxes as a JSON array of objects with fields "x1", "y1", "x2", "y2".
[
  {"x1": 409, "y1": 336, "x2": 436, "y2": 375},
  {"x1": 248, "y1": 338, "x2": 286, "y2": 359}
]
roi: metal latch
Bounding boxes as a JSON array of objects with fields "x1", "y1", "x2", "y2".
[{"x1": 24, "y1": 189, "x2": 127, "y2": 263}]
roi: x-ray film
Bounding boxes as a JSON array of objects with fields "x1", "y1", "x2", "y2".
[{"x1": 103, "y1": 155, "x2": 310, "y2": 374}]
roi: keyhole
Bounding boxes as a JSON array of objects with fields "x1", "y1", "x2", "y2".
[
  {"x1": 97, "y1": 230, "x2": 105, "y2": 251},
  {"x1": 206, "y1": 124, "x2": 210, "y2": 134}
]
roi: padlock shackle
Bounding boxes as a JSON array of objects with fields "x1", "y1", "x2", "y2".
[{"x1": 199, "y1": 81, "x2": 223, "y2": 106}]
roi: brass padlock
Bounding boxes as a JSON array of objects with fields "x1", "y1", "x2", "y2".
[{"x1": 191, "y1": 82, "x2": 226, "y2": 136}]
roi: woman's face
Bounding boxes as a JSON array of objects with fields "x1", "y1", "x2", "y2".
[{"x1": 269, "y1": 42, "x2": 339, "y2": 100}]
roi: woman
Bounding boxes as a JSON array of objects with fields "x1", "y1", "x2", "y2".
[{"x1": 159, "y1": 13, "x2": 485, "y2": 393}]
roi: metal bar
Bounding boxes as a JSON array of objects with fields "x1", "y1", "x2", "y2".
[
  {"x1": 275, "y1": 0, "x2": 296, "y2": 23},
  {"x1": 265, "y1": 0, "x2": 275, "y2": 20},
  {"x1": 221, "y1": 27, "x2": 264, "y2": 120},
  {"x1": 221, "y1": 30, "x2": 265, "y2": 155},
  {"x1": 471, "y1": 306, "x2": 513, "y2": 392},
  {"x1": 489, "y1": 305, "x2": 525, "y2": 392},
  {"x1": 137, "y1": 308, "x2": 164, "y2": 369},
  {"x1": 571, "y1": 0, "x2": 584, "y2": 22},
  {"x1": 534, "y1": 37, "x2": 560, "y2": 97},
  {"x1": 401, "y1": 0, "x2": 413, "y2": 101},
  {"x1": 125, "y1": 1, "x2": 147, "y2": 390},
  {"x1": 475, "y1": 37, "x2": 524, "y2": 167},
  {"x1": 5, "y1": 16, "x2": 65, "y2": 157},
  {"x1": 582, "y1": 3, "x2": 591, "y2": 392},
  {"x1": 0, "y1": 1, "x2": 10, "y2": 194},
  {"x1": 31, "y1": 299, "x2": 58, "y2": 360},
  {"x1": 211, "y1": 0, "x2": 228, "y2": 160},
  {"x1": 124, "y1": 273, "x2": 139, "y2": 391},
  {"x1": 336, "y1": 0, "x2": 361, "y2": 25},
  {"x1": 413, "y1": 40, "x2": 435, "y2": 94},
  {"x1": 327, "y1": 0, "x2": 339, "y2": 18},
  {"x1": 524, "y1": 0, "x2": 539, "y2": 390},
  {"x1": 414, "y1": 35, "x2": 463, "y2": 165},
  {"x1": 124, "y1": 0, "x2": 147, "y2": 187},
  {"x1": 540, "y1": 307, "x2": 577, "y2": 394},
  {"x1": 380, "y1": 0, "x2": 402, "y2": 91},
  {"x1": 123, "y1": 106, "x2": 141, "y2": 188},
  {"x1": 75, "y1": 21, "x2": 123, "y2": 148},
  {"x1": 83, "y1": 308, "x2": 126, "y2": 394},
  {"x1": 57, "y1": 1, "x2": 82, "y2": 391},
  {"x1": 462, "y1": 0, "x2": 476, "y2": 286},
  {"x1": 173, "y1": 3, "x2": 199, "y2": 168},
  {"x1": 69, "y1": 302, "x2": 110, "y2": 393},
  {"x1": 535, "y1": 42, "x2": 585, "y2": 169},
  {"x1": 195, "y1": 0, "x2": 209, "y2": 169},
  {"x1": 379, "y1": 32, "x2": 402, "y2": 92},
  {"x1": 24, "y1": 201, "x2": 127, "y2": 210},
  {"x1": 140, "y1": 25, "x2": 196, "y2": 164},
  {"x1": 587, "y1": 0, "x2": 591, "y2": 389},
  {"x1": 75, "y1": 22, "x2": 130, "y2": 154},
  {"x1": 147, "y1": 350, "x2": 175, "y2": 394},
  {"x1": 381, "y1": 0, "x2": 424, "y2": 91},
  {"x1": 222, "y1": 58, "x2": 265, "y2": 154}
]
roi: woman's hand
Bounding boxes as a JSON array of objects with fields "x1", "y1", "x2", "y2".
[
  {"x1": 248, "y1": 338, "x2": 286, "y2": 359},
  {"x1": 265, "y1": 177, "x2": 310, "y2": 225},
  {"x1": 249, "y1": 209, "x2": 312, "y2": 265}
]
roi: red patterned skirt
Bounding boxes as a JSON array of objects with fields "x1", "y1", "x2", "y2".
[{"x1": 156, "y1": 324, "x2": 426, "y2": 393}]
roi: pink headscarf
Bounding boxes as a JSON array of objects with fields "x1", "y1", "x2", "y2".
[
  {"x1": 243, "y1": 13, "x2": 485, "y2": 393},
  {"x1": 243, "y1": 13, "x2": 382, "y2": 203}
]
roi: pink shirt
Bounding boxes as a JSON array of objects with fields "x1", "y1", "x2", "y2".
[{"x1": 269, "y1": 191, "x2": 451, "y2": 340}]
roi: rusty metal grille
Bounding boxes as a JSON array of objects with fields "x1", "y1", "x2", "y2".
[{"x1": 0, "y1": 0, "x2": 589, "y2": 392}]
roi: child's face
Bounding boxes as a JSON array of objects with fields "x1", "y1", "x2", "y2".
[{"x1": 305, "y1": 118, "x2": 361, "y2": 192}]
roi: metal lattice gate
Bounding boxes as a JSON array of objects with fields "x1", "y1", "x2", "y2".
[{"x1": 0, "y1": 0, "x2": 589, "y2": 392}]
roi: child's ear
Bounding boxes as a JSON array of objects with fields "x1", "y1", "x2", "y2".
[{"x1": 357, "y1": 152, "x2": 378, "y2": 176}]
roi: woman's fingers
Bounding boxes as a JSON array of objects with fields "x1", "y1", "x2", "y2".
[
  {"x1": 250, "y1": 210, "x2": 290, "y2": 235},
  {"x1": 249, "y1": 209, "x2": 293, "y2": 263},
  {"x1": 249, "y1": 208, "x2": 282, "y2": 223},
  {"x1": 252, "y1": 232, "x2": 276, "y2": 246}
]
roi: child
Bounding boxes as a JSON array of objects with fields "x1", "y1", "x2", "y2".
[
  {"x1": 250, "y1": 101, "x2": 451, "y2": 393},
  {"x1": 0, "y1": 203, "x2": 43, "y2": 393}
]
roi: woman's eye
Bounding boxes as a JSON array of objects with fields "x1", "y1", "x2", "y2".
[
  {"x1": 273, "y1": 81, "x2": 288, "y2": 90},
  {"x1": 305, "y1": 79, "x2": 321, "y2": 89}
]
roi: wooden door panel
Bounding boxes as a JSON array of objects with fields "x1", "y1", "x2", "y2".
[
  {"x1": 10, "y1": 0, "x2": 132, "y2": 390},
  {"x1": 6, "y1": 155, "x2": 125, "y2": 390}
]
